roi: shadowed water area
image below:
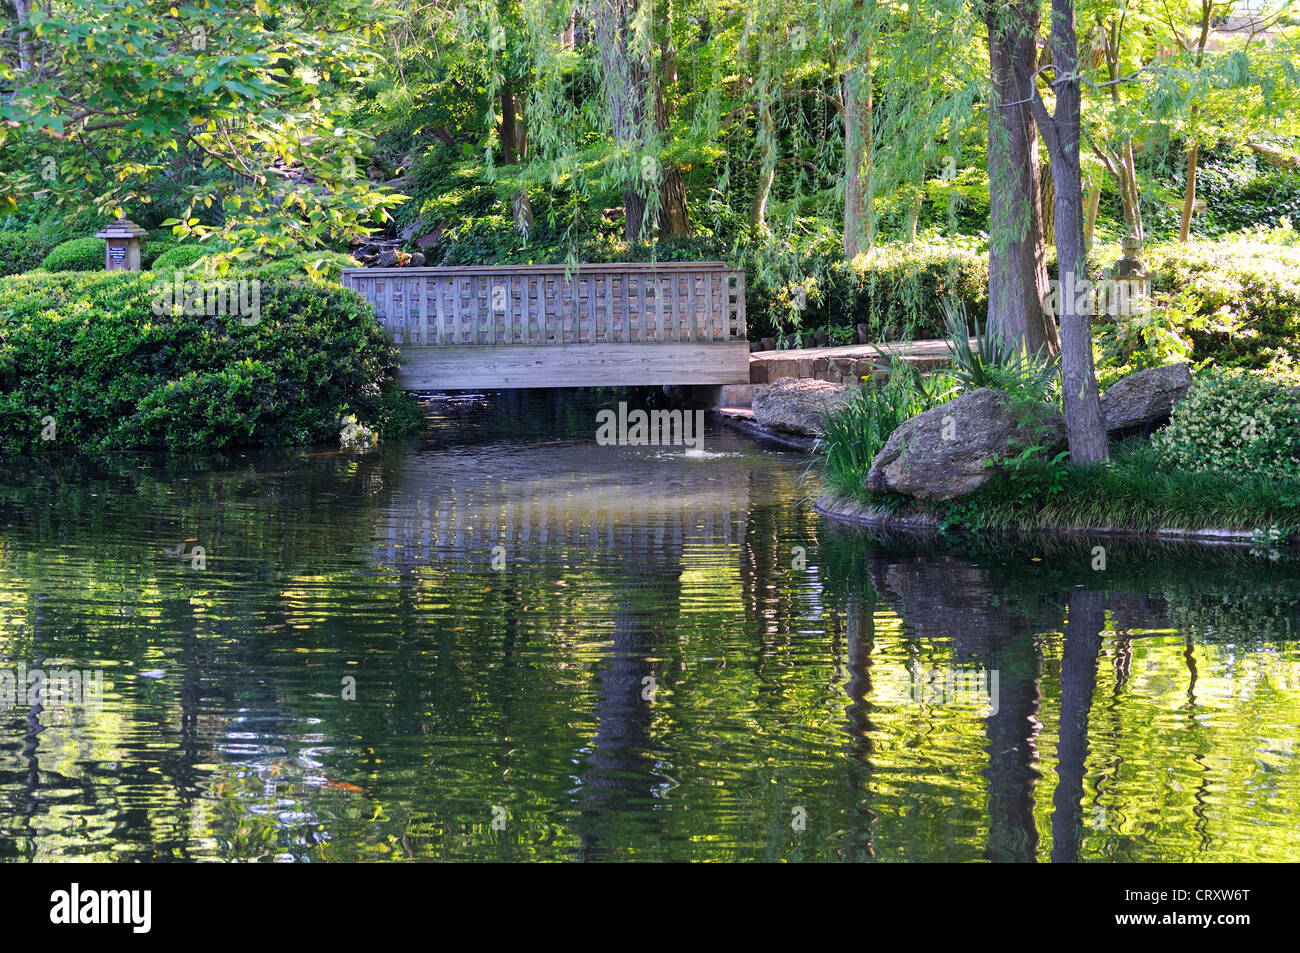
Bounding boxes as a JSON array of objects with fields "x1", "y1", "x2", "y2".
[{"x1": 1, "y1": 390, "x2": 1298, "y2": 861}]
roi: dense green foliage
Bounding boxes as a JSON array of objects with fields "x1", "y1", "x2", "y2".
[
  {"x1": 1153, "y1": 369, "x2": 1300, "y2": 482},
  {"x1": 816, "y1": 362, "x2": 956, "y2": 497},
  {"x1": 149, "y1": 243, "x2": 213, "y2": 273},
  {"x1": 938, "y1": 441, "x2": 1300, "y2": 533},
  {"x1": 41, "y1": 236, "x2": 106, "y2": 272},
  {"x1": 0, "y1": 271, "x2": 421, "y2": 455},
  {"x1": 943, "y1": 299, "x2": 1060, "y2": 402},
  {"x1": 0, "y1": 226, "x2": 68, "y2": 276},
  {"x1": 1141, "y1": 235, "x2": 1300, "y2": 384}
]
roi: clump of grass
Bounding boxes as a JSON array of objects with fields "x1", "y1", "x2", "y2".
[
  {"x1": 815, "y1": 360, "x2": 955, "y2": 497},
  {"x1": 936, "y1": 441, "x2": 1300, "y2": 533},
  {"x1": 942, "y1": 297, "x2": 1060, "y2": 403}
]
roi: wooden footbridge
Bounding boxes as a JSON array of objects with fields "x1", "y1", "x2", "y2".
[{"x1": 340, "y1": 262, "x2": 750, "y2": 390}]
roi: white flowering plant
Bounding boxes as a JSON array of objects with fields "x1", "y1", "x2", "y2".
[{"x1": 1152, "y1": 369, "x2": 1300, "y2": 481}]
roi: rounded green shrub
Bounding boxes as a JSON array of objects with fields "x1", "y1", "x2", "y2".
[
  {"x1": 41, "y1": 237, "x2": 106, "y2": 272},
  {"x1": 140, "y1": 233, "x2": 180, "y2": 269},
  {"x1": 252, "y1": 250, "x2": 357, "y2": 283},
  {"x1": 1152, "y1": 369, "x2": 1300, "y2": 481},
  {"x1": 0, "y1": 229, "x2": 56, "y2": 276},
  {"x1": 150, "y1": 243, "x2": 214, "y2": 273},
  {"x1": 0, "y1": 271, "x2": 422, "y2": 455}
]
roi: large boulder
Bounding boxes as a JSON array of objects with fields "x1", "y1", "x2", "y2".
[
  {"x1": 752, "y1": 378, "x2": 849, "y2": 436},
  {"x1": 866, "y1": 388, "x2": 1065, "y2": 500},
  {"x1": 1099, "y1": 363, "x2": 1192, "y2": 433}
]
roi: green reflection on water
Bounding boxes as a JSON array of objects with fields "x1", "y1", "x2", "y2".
[{"x1": 1, "y1": 391, "x2": 1297, "y2": 861}]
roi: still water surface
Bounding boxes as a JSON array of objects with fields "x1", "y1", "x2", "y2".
[{"x1": 1, "y1": 391, "x2": 1297, "y2": 861}]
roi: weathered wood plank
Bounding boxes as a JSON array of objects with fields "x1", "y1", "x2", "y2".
[
  {"x1": 342, "y1": 263, "x2": 747, "y2": 348},
  {"x1": 396, "y1": 342, "x2": 751, "y2": 389},
  {"x1": 418, "y1": 277, "x2": 429, "y2": 345}
]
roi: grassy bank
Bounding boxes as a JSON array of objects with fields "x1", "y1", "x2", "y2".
[
  {"x1": 816, "y1": 345, "x2": 1300, "y2": 540},
  {"x1": 820, "y1": 437, "x2": 1300, "y2": 540},
  {"x1": 928, "y1": 442, "x2": 1300, "y2": 534}
]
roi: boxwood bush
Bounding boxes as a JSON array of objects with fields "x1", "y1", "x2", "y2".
[
  {"x1": 0, "y1": 229, "x2": 58, "y2": 276},
  {"x1": 40, "y1": 236, "x2": 106, "y2": 272},
  {"x1": 0, "y1": 271, "x2": 423, "y2": 455},
  {"x1": 150, "y1": 242, "x2": 222, "y2": 273},
  {"x1": 140, "y1": 233, "x2": 180, "y2": 269}
]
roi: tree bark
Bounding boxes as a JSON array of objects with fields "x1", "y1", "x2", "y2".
[
  {"x1": 1030, "y1": 0, "x2": 1109, "y2": 465},
  {"x1": 1039, "y1": 161, "x2": 1055, "y2": 246},
  {"x1": 500, "y1": 84, "x2": 534, "y2": 236},
  {"x1": 592, "y1": 0, "x2": 689, "y2": 242},
  {"x1": 904, "y1": 188, "x2": 922, "y2": 243},
  {"x1": 1083, "y1": 166, "x2": 1102, "y2": 252},
  {"x1": 593, "y1": 0, "x2": 650, "y2": 242},
  {"x1": 1101, "y1": 22, "x2": 1144, "y2": 242},
  {"x1": 652, "y1": 0, "x2": 690, "y2": 236},
  {"x1": 1178, "y1": 139, "x2": 1200, "y2": 242},
  {"x1": 843, "y1": 38, "x2": 874, "y2": 259},
  {"x1": 13, "y1": 0, "x2": 35, "y2": 74},
  {"x1": 1179, "y1": 3, "x2": 1215, "y2": 242},
  {"x1": 985, "y1": 0, "x2": 1058, "y2": 356},
  {"x1": 749, "y1": 96, "x2": 776, "y2": 235}
]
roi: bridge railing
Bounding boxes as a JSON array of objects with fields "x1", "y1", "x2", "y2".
[{"x1": 340, "y1": 262, "x2": 746, "y2": 347}]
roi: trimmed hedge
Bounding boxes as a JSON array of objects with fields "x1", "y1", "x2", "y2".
[
  {"x1": 253, "y1": 250, "x2": 358, "y2": 282},
  {"x1": 151, "y1": 246, "x2": 356, "y2": 282},
  {"x1": 150, "y1": 242, "x2": 225, "y2": 273},
  {"x1": 0, "y1": 271, "x2": 422, "y2": 455},
  {"x1": 0, "y1": 229, "x2": 57, "y2": 276},
  {"x1": 0, "y1": 215, "x2": 107, "y2": 276},
  {"x1": 745, "y1": 238, "x2": 989, "y2": 341},
  {"x1": 41, "y1": 236, "x2": 107, "y2": 272},
  {"x1": 140, "y1": 234, "x2": 180, "y2": 269}
]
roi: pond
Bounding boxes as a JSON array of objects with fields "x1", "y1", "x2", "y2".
[{"x1": 1, "y1": 390, "x2": 1297, "y2": 861}]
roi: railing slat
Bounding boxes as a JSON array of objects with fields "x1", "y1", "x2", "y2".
[{"x1": 342, "y1": 263, "x2": 745, "y2": 346}]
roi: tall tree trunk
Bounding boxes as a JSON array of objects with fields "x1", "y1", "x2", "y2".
[
  {"x1": 652, "y1": 0, "x2": 690, "y2": 236},
  {"x1": 1039, "y1": 161, "x2": 1055, "y2": 247},
  {"x1": 1031, "y1": 0, "x2": 1109, "y2": 465},
  {"x1": 593, "y1": 0, "x2": 651, "y2": 242},
  {"x1": 1178, "y1": 139, "x2": 1200, "y2": 242},
  {"x1": 1179, "y1": 3, "x2": 1215, "y2": 242},
  {"x1": 1101, "y1": 23, "x2": 1144, "y2": 242},
  {"x1": 1118, "y1": 143, "x2": 1143, "y2": 242},
  {"x1": 1083, "y1": 166, "x2": 1102, "y2": 252},
  {"x1": 985, "y1": 0, "x2": 1058, "y2": 356},
  {"x1": 592, "y1": 0, "x2": 688, "y2": 242},
  {"x1": 904, "y1": 189, "x2": 922, "y2": 243},
  {"x1": 500, "y1": 84, "x2": 534, "y2": 236},
  {"x1": 750, "y1": 96, "x2": 776, "y2": 235},
  {"x1": 13, "y1": 0, "x2": 35, "y2": 74},
  {"x1": 843, "y1": 42, "x2": 874, "y2": 259}
]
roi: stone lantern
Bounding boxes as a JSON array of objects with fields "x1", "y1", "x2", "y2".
[
  {"x1": 94, "y1": 216, "x2": 149, "y2": 272},
  {"x1": 1103, "y1": 232, "x2": 1152, "y2": 318}
]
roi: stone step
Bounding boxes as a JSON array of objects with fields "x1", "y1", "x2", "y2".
[{"x1": 748, "y1": 339, "x2": 956, "y2": 386}]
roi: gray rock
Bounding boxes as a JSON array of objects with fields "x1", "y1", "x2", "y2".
[
  {"x1": 408, "y1": 251, "x2": 427, "y2": 267},
  {"x1": 399, "y1": 218, "x2": 427, "y2": 242},
  {"x1": 751, "y1": 378, "x2": 850, "y2": 436},
  {"x1": 1099, "y1": 363, "x2": 1192, "y2": 433},
  {"x1": 866, "y1": 388, "x2": 1065, "y2": 500},
  {"x1": 378, "y1": 249, "x2": 399, "y2": 267}
]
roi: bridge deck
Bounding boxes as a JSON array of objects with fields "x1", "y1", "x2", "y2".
[{"x1": 342, "y1": 262, "x2": 749, "y2": 390}]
